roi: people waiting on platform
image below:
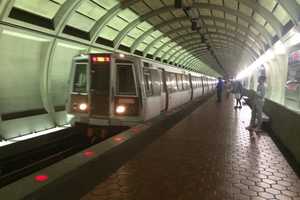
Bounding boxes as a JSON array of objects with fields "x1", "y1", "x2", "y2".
[
  {"x1": 225, "y1": 80, "x2": 232, "y2": 98},
  {"x1": 232, "y1": 81, "x2": 244, "y2": 109},
  {"x1": 246, "y1": 76, "x2": 266, "y2": 132}
]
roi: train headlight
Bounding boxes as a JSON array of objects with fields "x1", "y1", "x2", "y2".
[
  {"x1": 79, "y1": 103, "x2": 88, "y2": 111},
  {"x1": 116, "y1": 105, "x2": 126, "y2": 114}
]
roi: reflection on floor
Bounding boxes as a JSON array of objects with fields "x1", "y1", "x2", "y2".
[{"x1": 81, "y1": 97, "x2": 300, "y2": 200}]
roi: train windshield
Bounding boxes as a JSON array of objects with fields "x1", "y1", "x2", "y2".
[
  {"x1": 116, "y1": 64, "x2": 136, "y2": 95},
  {"x1": 73, "y1": 64, "x2": 87, "y2": 93}
]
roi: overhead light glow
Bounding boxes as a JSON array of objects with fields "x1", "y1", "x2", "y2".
[
  {"x1": 79, "y1": 103, "x2": 88, "y2": 111},
  {"x1": 273, "y1": 41, "x2": 286, "y2": 55},
  {"x1": 264, "y1": 49, "x2": 274, "y2": 61},
  {"x1": 285, "y1": 27, "x2": 300, "y2": 47},
  {"x1": 116, "y1": 105, "x2": 126, "y2": 114},
  {"x1": 119, "y1": 53, "x2": 125, "y2": 58}
]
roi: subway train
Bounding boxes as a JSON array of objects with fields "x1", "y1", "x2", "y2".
[{"x1": 66, "y1": 53, "x2": 217, "y2": 128}]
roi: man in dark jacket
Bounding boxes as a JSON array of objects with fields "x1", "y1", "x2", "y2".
[{"x1": 216, "y1": 77, "x2": 224, "y2": 102}]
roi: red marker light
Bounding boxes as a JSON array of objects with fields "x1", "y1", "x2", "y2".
[
  {"x1": 92, "y1": 56, "x2": 97, "y2": 62},
  {"x1": 83, "y1": 150, "x2": 95, "y2": 157},
  {"x1": 131, "y1": 127, "x2": 140, "y2": 134},
  {"x1": 113, "y1": 136, "x2": 125, "y2": 143},
  {"x1": 35, "y1": 174, "x2": 48, "y2": 182}
]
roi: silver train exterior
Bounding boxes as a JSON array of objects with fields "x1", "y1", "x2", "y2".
[{"x1": 66, "y1": 53, "x2": 217, "y2": 127}]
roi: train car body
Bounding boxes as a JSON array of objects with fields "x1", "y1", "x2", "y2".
[{"x1": 67, "y1": 53, "x2": 217, "y2": 127}]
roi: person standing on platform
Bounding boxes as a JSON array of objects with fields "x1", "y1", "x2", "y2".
[
  {"x1": 225, "y1": 80, "x2": 232, "y2": 98},
  {"x1": 232, "y1": 81, "x2": 243, "y2": 109},
  {"x1": 246, "y1": 76, "x2": 266, "y2": 132},
  {"x1": 216, "y1": 77, "x2": 224, "y2": 102}
]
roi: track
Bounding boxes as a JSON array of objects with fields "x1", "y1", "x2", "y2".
[{"x1": 0, "y1": 126, "x2": 129, "y2": 188}]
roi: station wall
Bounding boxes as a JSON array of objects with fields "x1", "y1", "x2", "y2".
[{"x1": 0, "y1": 26, "x2": 93, "y2": 139}]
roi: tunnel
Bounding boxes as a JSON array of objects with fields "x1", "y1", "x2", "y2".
[{"x1": 0, "y1": 0, "x2": 300, "y2": 199}]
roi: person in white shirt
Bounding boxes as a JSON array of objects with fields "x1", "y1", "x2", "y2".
[{"x1": 246, "y1": 76, "x2": 266, "y2": 132}]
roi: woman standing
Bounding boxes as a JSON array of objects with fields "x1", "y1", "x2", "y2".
[{"x1": 232, "y1": 81, "x2": 243, "y2": 109}]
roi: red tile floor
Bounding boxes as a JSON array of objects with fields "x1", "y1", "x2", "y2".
[{"x1": 81, "y1": 97, "x2": 300, "y2": 200}]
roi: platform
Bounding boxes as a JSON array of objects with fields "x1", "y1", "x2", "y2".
[{"x1": 81, "y1": 97, "x2": 300, "y2": 200}]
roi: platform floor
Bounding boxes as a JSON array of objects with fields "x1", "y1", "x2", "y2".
[{"x1": 81, "y1": 97, "x2": 300, "y2": 200}]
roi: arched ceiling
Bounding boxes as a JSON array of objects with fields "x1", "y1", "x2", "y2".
[{"x1": 1, "y1": 0, "x2": 300, "y2": 76}]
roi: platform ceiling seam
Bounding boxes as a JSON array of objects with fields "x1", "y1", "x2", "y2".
[
  {"x1": 168, "y1": 43, "x2": 207, "y2": 63},
  {"x1": 88, "y1": 0, "x2": 139, "y2": 49},
  {"x1": 184, "y1": 55, "x2": 200, "y2": 67},
  {"x1": 177, "y1": 52, "x2": 194, "y2": 65},
  {"x1": 0, "y1": 0, "x2": 15, "y2": 20},
  {"x1": 130, "y1": 16, "x2": 188, "y2": 53},
  {"x1": 238, "y1": 0, "x2": 283, "y2": 37},
  {"x1": 153, "y1": 32, "x2": 210, "y2": 59},
  {"x1": 179, "y1": 43, "x2": 256, "y2": 68},
  {"x1": 276, "y1": 0, "x2": 300, "y2": 23},
  {"x1": 177, "y1": 51, "x2": 203, "y2": 66},
  {"x1": 153, "y1": 32, "x2": 257, "y2": 60},
  {"x1": 163, "y1": 42, "x2": 206, "y2": 62},
  {"x1": 181, "y1": 49, "x2": 208, "y2": 65},
  {"x1": 141, "y1": 16, "x2": 271, "y2": 57},
  {"x1": 209, "y1": 40, "x2": 256, "y2": 58},
  {"x1": 180, "y1": 53, "x2": 200, "y2": 67},
  {"x1": 188, "y1": 59, "x2": 201, "y2": 69},
  {"x1": 194, "y1": 3, "x2": 276, "y2": 43},
  {"x1": 53, "y1": 0, "x2": 84, "y2": 34},
  {"x1": 113, "y1": 3, "x2": 274, "y2": 51},
  {"x1": 157, "y1": 25, "x2": 262, "y2": 59}
]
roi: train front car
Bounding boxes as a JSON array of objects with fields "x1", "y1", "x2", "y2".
[{"x1": 67, "y1": 53, "x2": 142, "y2": 130}]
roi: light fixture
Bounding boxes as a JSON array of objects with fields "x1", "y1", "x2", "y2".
[
  {"x1": 273, "y1": 41, "x2": 286, "y2": 55},
  {"x1": 116, "y1": 105, "x2": 126, "y2": 114},
  {"x1": 119, "y1": 53, "x2": 125, "y2": 58},
  {"x1": 264, "y1": 49, "x2": 274, "y2": 61},
  {"x1": 79, "y1": 103, "x2": 88, "y2": 111}
]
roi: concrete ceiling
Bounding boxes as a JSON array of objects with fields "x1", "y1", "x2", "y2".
[{"x1": 1, "y1": 0, "x2": 300, "y2": 76}]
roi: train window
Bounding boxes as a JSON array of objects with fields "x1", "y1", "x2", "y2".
[
  {"x1": 73, "y1": 64, "x2": 87, "y2": 93},
  {"x1": 144, "y1": 69, "x2": 153, "y2": 96},
  {"x1": 150, "y1": 69, "x2": 161, "y2": 96},
  {"x1": 166, "y1": 72, "x2": 177, "y2": 93},
  {"x1": 192, "y1": 77, "x2": 196, "y2": 88},
  {"x1": 170, "y1": 73, "x2": 178, "y2": 92},
  {"x1": 143, "y1": 62, "x2": 150, "y2": 67},
  {"x1": 183, "y1": 75, "x2": 190, "y2": 90},
  {"x1": 116, "y1": 64, "x2": 136, "y2": 95},
  {"x1": 199, "y1": 77, "x2": 202, "y2": 88},
  {"x1": 166, "y1": 72, "x2": 172, "y2": 92},
  {"x1": 161, "y1": 70, "x2": 166, "y2": 93},
  {"x1": 176, "y1": 74, "x2": 183, "y2": 90},
  {"x1": 181, "y1": 74, "x2": 186, "y2": 90}
]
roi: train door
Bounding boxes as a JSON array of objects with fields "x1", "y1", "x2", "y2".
[
  {"x1": 89, "y1": 55, "x2": 111, "y2": 117},
  {"x1": 160, "y1": 69, "x2": 167, "y2": 112}
]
